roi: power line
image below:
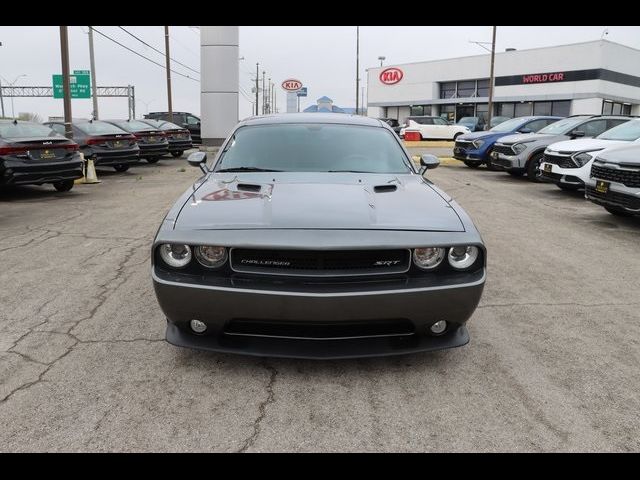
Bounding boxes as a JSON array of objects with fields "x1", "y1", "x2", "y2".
[
  {"x1": 118, "y1": 26, "x2": 200, "y2": 75},
  {"x1": 91, "y1": 27, "x2": 199, "y2": 82}
]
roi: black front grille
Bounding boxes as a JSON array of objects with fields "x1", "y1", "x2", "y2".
[
  {"x1": 544, "y1": 153, "x2": 576, "y2": 168},
  {"x1": 491, "y1": 157, "x2": 513, "y2": 169},
  {"x1": 224, "y1": 318, "x2": 415, "y2": 340},
  {"x1": 586, "y1": 186, "x2": 640, "y2": 211},
  {"x1": 591, "y1": 165, "x2": 640, "y2": 188},
  {"x1": 230, "y1": 248, "x2": 411, "y2": 277},
  {"x1": 455, "y1": 140, "x2": 473, "y2": 149},
  {"x1": 493, "y1": 144, "x2": 515, "y2": 155}
]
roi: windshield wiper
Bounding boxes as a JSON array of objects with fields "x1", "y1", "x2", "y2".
[
  {"x1": 216, "y1": 167, "x2": 283, "y2": 173},
  {"x1": 327, "y1": 170, "x2": 375, "y2": 173}
]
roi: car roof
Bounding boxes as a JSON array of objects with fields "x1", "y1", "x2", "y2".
[{"x1": 238, "y1": 113, "x2": 385, "y2": 128}]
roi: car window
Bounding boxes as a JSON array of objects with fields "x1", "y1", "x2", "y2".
[
  {"x1": 538, "y1": 116, "x2": 589, "y2": 135},
  {"x1": 186, "y1": 115, "x2": 200, "y2": 126},
  {"x1": 215, "y1": 124, "x2": 412, "y2": 174},
  {"x1": 76, "y1": 121, "x2": 129, "y2": 135},
  {"x1": 159, "y1": 121, "x2": 185, "y2": 131},
  {"x1": 597, "y1": 119, "x2": 640, "y2": 141},
  {"x1": 606, "y1": 119, "x2": 628, "y2": 131},
  {"x1": 109, "y1": 120, "x2": 156, "y2": 131},
  {"x1": 580, "y1": 119, "x2": 607, "y2": 137},
  {"x1": 48, "y1": 124, "x2": 66, "y2": 135},
  {"x1": 413, "y1": 118, "x2": 433, "y2": 125},
  {"x1": 0, "y1": 122, "x2": 61, "y2": 139},
  {"x1": 525, "y1": 119, "x2": 553, "y2": 133},
  {"x1": 433, "y1": 118, "x2": 448, "y2": 125},
  {"x1": 490, "y1": 117, "x2": 528, "y2": 132}
]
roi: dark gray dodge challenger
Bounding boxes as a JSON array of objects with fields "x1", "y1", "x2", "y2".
[{"x1": 152, "y1": 113, "x2": 486, "y2": 359}]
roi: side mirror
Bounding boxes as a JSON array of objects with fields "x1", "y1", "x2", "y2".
[
  {"x1": 419, "y1": 154, "x2": 440, "y2": 175},
  {"x1": 518, "y1": 127, "x2": 532, "y2": 134},
  {"x1": 187, "y1": 151, "x2": 208, "y2": 174},
  {"x1": 570, "y1": 130, "x2": 585, "y2": 138}
]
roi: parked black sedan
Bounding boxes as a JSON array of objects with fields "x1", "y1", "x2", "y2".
[
  {"x1": 102, "y1": 120, "x2": 168, "y2": 163},
  {"x1": 0, "y1": 120, "x2": 83, "y2": 192},
  {"x1": 139, "y1": 119, "x2": 192, "y2": 158},
  {"x1": 44, "y1": 120, "x2": 140, "y2": 172}
]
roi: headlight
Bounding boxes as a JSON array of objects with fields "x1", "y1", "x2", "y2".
[
  {"x1": 572, "y1": 152, "x2": 594, "y2": 167},
  {"x1": 472, "y1": 140, "x2": 485, "y2": 149},
  {"x1": 159, "y1": 244, "x2": 192, "y2": 268},
  {"x1": 448, "y1": 246, "x2": 480, "y2": 270},
  {"x1": 413, "y1": 247, "x2": 446, "y2": 270},
  {"x1": 512, "y1": 143, "x2": 529, "y2": 154},
  {"x1": 194, "y1": 245, "x2": 227, "y2": 269}
]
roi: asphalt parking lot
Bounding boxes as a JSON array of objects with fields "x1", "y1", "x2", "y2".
[{"x1": 1, "y1": 149, "x2": 639, "y2": 452}]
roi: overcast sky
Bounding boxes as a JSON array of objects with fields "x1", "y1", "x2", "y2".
[{"x1": 1, "y1": 26, "x2": 639, "y2": 121}]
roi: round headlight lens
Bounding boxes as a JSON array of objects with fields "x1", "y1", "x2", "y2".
[
  {"x1": 159, "y1": 244, "x2": 192, "y2": 268},
  {"x1": 448, "y1": 246, "x2": 480, "y2": 270},
  {"x1": 195, "y1": 245, "x2": 227, "y2": 268},
  {"x1": 413, "y1": 247, "x2": 446, "y2": 270}
]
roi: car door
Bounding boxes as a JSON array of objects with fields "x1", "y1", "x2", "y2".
[
  {"x1": 185, "y1": 114, "x2": 201, "y2": 144},
  {"x1": 415, "y1": 117, "x2": 435, "y2": 139},
  {"x1": 431, "y1": 117, "x2": 452, "y2": 139}
]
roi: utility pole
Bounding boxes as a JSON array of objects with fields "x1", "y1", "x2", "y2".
[
  {"x1": 164, "y1": 26, "x2": 173, "y2": 123},
  {"x1": 262, "y1": 70, "x2": 266, "y2": 114},
  {"x1": 0, "y1": 77, "x2": 4, "y2": 118},
  {"x1": 59, "y1": 26, "x2": 73, "y2": 139},
  {"x1": 355, "y1": 26, "x2": 360, "y2": 115},
  {"x1": 274, "y1": 88, "x2": 277, "y2": 113},
  {"x1": 268, "y1": 77, "x2": 271, "y2": 113},
  {"x1": 361, "y1": 86, "x2": 365, "y2": 115},
  {"x1": 88, "y1": 26, "x2": 99, "y2": 119},
  {"x1": 255, "y1": 63, "x2": 259, "y2": 116},
  {"x1": 487, "y1": 26, "x2": 497, "y2": 128}
]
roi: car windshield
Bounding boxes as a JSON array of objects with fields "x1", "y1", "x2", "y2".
[
  {"x1": 0, "y1": 122, "x2": 60, "y2": 139},
  {"x1": 77, "y1": 121, "x2": 128, "y2": 135},
  {"x1": 490, "y1": 117, "x2": 529, "y2": 132},
  {"x1": 215, "y1": 123, "x2": 413, "y2": 174},
  {"x1": 458, "y1": 117, "x2": 477, "y2": 125},
  {"x1": 538, "y1": 117, "x2": 590, "y2": 135},
  {"x1": 597, "y1": 119, "x2": 640, "y2": 141},
  {"x1": 158, "y1": 121, "x2": 184, "y2": 131}
]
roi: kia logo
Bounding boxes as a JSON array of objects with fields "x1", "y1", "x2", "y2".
[
  {"x1": 281, "y1": 79, "x2": 303, "y2": 91},
  {"x1": 379, "y1": 67, "x2": 403, "y2": 85}
]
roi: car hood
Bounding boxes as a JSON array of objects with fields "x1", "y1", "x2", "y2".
[
  {"x1": 546, "y1": 138, "x2": 629, "y2": 154},
  {"x1": 498, "y1": 132, "x2": 554, "y2": 145},
  {"x1": 457, "y1": 131, "x2": 502, "y2": 142},
  {"x1": 175, "y1": 173, "x2": 465, "y2": 232}
]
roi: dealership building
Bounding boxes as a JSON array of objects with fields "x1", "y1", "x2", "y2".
[{"x1": 366, "y1": 40, "x2": 640, "y2": 124}]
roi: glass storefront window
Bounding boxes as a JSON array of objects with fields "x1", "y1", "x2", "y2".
[
  {"x1": 440, "y1": 105, "x2": 455, "y2": 122},
  {"x1": 515, "y1": 102, "x2": 532, "y2": 117},
  {"x1": 533, "y1": 102, "x2": 552, "y2": 116},
  {"x1": 457, "y1": 81, "x2": 476, "y2": 98},
  {"x1": 440, "y1": 82, "x2": 456, "y2": 99},
  {"x1": 410, "y1": 106, "x2": 424, "y2": 116},
  {"x1": 477, "y1": 79, "x2": 489, "y2": 97},
  {"x1": 623, "y1": 104, "x2": 632, "y2": 115},
  {"x1": 612, "y1": 103, "x2": 622, "y2": 115},
  {"x1": 551, "y1": 101, "x2": 571, "y2": 117},
  {"x1": 498, "y1": 103, "x2": 515, "y2": 118}
]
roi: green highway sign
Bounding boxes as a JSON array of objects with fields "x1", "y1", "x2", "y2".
[
  {"x1": 73, "y1": 70, "x2": 90, "y2": 75},
  {"x1": 53, "y1": 73, "x2": 91, "y2": 99}
]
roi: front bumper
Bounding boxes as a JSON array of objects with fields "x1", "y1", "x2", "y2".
[
  {"x1": 453, "y1": 147, "x2": 485, "y2": 162},
  {"x1": 1, "y1": 156, "x2": 84, "y2": 186},
  {"x1": 153, "y1": 270, "x2": 485, "y2": 359},
  {"x1": 585, "y1": 180, "x2": 640, "y2": 213},
  {"x1": 539, "y1": 162, "x2": 585, "y2": 186},
  {"x1": 492, "y1": 153, "x2": 525, "y2": 171}
]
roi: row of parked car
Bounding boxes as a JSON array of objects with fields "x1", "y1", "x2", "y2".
[
  {"x1": 0, "y1": 118, "x2": 193, "y2": 192},
  {"x1": 379, "y1": 115, "x2": 512, "y2": 141},
  {"x1": 450, "y1": 114, "x2": 640, "y2": 217}
]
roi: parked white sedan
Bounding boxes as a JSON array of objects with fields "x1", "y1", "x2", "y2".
[{"x1": 400, "y1": 116, "x2": 470, "y2": 141}]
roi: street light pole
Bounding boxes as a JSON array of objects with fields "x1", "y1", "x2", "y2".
[
  {"x1": 59, "y1": 27, "x2": 73, "y2": 139},
  {"x1": 88, "y1": 26, "x2": 99, "y2": 119},
  {"x1": 255, "y1": 63, "x2": 259, "y2": 116},
  {"x1": 355, "y1": 26, "x2": 360, "y2": 115},
  {"x1": 487, "y1": 26, "x2": 497, "y2": 128},
  {"x1": 378, "y1": 56, "x2": 385, "y2": 67},
  {"x1": 164, "y1": 26, "x2": 173, "y2": 123}
]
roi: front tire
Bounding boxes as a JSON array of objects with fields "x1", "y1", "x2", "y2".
[
  {"x1": 508, "y1": 170, "x2": 524, "y2": 177},
  {"x1": 464, "y1": 160, "x2": 481, "y2": 169},
  {"x1": 526, "y1": 152, "x2": 545, "y2": 182},
  {"x1": 170, "y1": 151, "x2": 183, "y2": 158},
  {"x1": 113, "y1": 164, "x2": 130, "y2": 172},
  {"x1": 557, "y1": 183, "x2": 581, "y2": 191},
  {"x1": 605, "y1": 206, "x2": 633, "y2": 217},
  {"x1": 53, "y1": 179, "x2": 74, "y2": 192},
  {"x1": 146, "y1": 157, "x2": 160, "y2": 164}
]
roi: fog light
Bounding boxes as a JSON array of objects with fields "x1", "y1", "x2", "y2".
[
  {"x1": 429, "y1": 320, "x2": 447, "y2": 335},
  {"x1": 190, "y1": 319, "x2": 207, "y2": 334}
]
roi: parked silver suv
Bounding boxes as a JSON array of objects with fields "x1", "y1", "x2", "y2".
[
  {"x1": 491, "y1": 115, "x2": 631, "y2": 182},
  {"x1": 585, "y1": 143, "x2": 640, "y2": 217}
]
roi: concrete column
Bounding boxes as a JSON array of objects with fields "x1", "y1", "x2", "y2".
[{"x1": 200, "y1": 26, "x2": 239, "y2": 146}]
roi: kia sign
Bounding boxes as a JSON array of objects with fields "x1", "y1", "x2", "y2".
[
  {"x1": 282, "y1": 79, "x2": 303, "y2": 91},
  {"x1": 379, "y1": 67, "x2": 403, "y2": 85}
]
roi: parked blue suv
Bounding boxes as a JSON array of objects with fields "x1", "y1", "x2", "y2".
[{"x1": 453, "y1": 116, "x2": 562, "y2": 169}]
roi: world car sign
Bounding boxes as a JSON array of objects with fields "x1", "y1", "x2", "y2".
[
  {"x1": 281, "y1": 79, "x2": 303, "y2": 91},
  {"x1": 379, "y1": 67, "x2": 403, "y2": 85}
]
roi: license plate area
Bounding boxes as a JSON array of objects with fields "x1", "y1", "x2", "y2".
[{"x1": 595, "y1": 180, "x2": 610, "y2": 194}]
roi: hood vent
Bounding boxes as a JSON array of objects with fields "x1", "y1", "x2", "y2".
[
  {"x1": 237, "y1": 183, "x2": 262, "y2": 192},
  {"x1": 373, "y1": 185, "x2": 397, "y2": 193}
]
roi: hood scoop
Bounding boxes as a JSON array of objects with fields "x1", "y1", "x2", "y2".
[
  {"x1": 237, "y1": 183, "x2": 262, "y2": 192},
  {"x1": 373, "y1": 184, "x2": 397, "y2": 193}
]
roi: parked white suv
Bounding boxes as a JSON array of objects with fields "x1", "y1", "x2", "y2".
[
  {"x1": 400, "y1": 116, "x2": 470, "y2": 140},
  {"x1": 539, "y1": 119, "x2": 640, "y2": 190}
]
